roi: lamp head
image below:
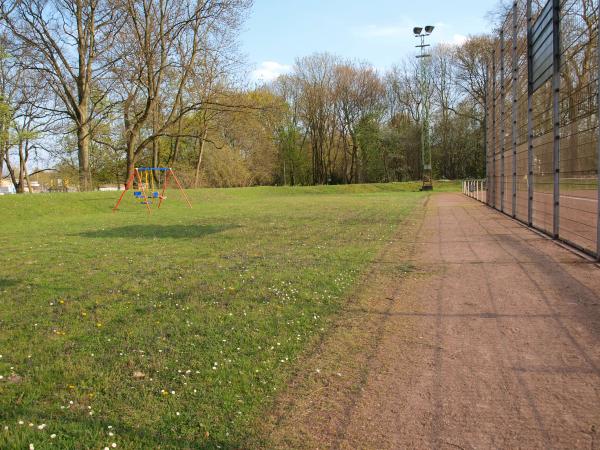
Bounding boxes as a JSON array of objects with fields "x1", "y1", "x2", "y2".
[
  {"x1": 424, "y1": 25, "x2": 435, "y2": 34},
  {"x1": 413, "y1": 27, "x2": 423, "y2": 35}
]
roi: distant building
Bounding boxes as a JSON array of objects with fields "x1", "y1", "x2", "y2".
[
  {"x1": 0, "y1": 180, "x2": 16, "y2": 195},
  {"x1": 98, "y1": 185, "x2": 124, "y2": 191}
]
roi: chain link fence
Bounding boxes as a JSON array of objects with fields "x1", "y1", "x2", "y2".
[{"x1": 483, "y1": 0, "x2": 599, "y2": 260}]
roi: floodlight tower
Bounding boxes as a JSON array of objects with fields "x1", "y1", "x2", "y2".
[{"x1": 414, "y1": 25, "x2": 434, "y2": 191}]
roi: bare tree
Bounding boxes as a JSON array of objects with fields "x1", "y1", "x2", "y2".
[
  {"x1": 0, "y1": 41, "x2": 57, "y2": 192},
  {"x1": 1, "y1": 0, "x2": 120, "y2": 190},
  {"x1": 109, "y1": 0, "x2": 251, "y2": 184},
  {"x1": 334, "y1": 62, "x2": 384, "y2": 183}
]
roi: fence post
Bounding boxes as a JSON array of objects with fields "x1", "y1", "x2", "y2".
[
  {"x1": 526, "y1": 0, "x2": 534, "y2": 226},
  {"x1": 552, "y1": 0, "x2": 560, "y2": 239},
  {"x1": 500, "y1": 30, "x2": 506, "y2": 213},
  {"x1": 512, "y1": 1, "x2": 518, "y2": 218},
  {"x1": 491, "y1": 49, "x2": 497, "y2": 209},
  {"x1": 597, "y1": 0, "x2": 600, "y2": 260}
]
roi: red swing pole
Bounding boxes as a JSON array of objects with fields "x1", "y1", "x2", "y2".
[
  {"x1": 158, "y1": 169, "x2": 171, "y2": 209},
  {"x1": 169, "y1": 169, "x2": 192, "y2": 208},
  {"x1": 113, "y1": 169, "x2": 136, "y2": 212}
]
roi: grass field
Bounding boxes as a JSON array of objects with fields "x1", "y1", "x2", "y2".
[{"x1": 0, "y1": 182, "x2": 455, "y2": 449}]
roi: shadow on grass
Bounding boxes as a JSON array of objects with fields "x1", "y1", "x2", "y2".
[
  {"x1": 0, "y1": 278, "x2": 18, "y2": 289},
  {"x1": 79, "y1": 224, "x2": 238, "y2": 239}
]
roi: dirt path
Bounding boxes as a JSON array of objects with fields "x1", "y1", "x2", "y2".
[{"x1": 262, "y1": 192, "x2": 600, "y2": 449}]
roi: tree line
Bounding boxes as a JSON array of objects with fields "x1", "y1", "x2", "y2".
[{"x1": 0, "y1": 0, "x2": 493, "y2": 192}]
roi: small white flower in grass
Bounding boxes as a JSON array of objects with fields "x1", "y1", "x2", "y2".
[
  {"x1": 50, "y1": 434, "x2": 56, "y2": 439},
  {"x1": 104, "y1": 447, "x2": 109, "y2": 450},
  {"x1": 18, "y1": 420, "x2": 24, "y2": 425},
  {"x1": 170, "y1": 391, "x2": 175, "y2": 395},
  {"x1": 37, "y1": 424, "x2": 46, "y2": 430},
  {"x1": 107, "y1": 426, "x2": 113, "y2": 429},
  {"x1": 111, "y1": 443, "x2": 117, "y2": 448},
  {"x1": 0, "y1": 376, "x2": 3, "y2": 380},
  {"x1": 29, "y1": 423, "x2": 34, "y2": 427},
  {"x1": 109, "y1": 432, "x2": 114, "y2": 437},
  {"x1": 176, "y1": 412, "x2": 180, "y2": 416},
  {"x1": 29, "y1": 444, "x2": 34, "y2": 450}
]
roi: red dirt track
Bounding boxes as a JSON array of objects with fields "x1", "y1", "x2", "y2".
[
  {"x1": 343, "y1": 193, "x2": 600, "y2": 449},
  {"x1": 266, "y1": 193, "x2": 600, "y2": 449}
]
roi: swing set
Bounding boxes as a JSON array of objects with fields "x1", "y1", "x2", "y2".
[{"x1": 112, "y1": 167, "x2": 192, "y2": 213}]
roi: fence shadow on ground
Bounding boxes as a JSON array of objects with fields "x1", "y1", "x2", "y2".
[{"x1": 78, "y1": 224, "x2": 239, "y2": 239}]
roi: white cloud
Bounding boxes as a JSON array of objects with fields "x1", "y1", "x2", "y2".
[
  {"x1": 443, "y1": 34, "x2": 468, "y2": 46},
  {"x1": 251, "y1": 61, "x2": 292, "y2": 82}
]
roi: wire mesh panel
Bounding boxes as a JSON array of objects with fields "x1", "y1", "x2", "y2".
[
  {"x1": 516, "y1": 1, "x2": 530, "y2": 221},
  {"x1": 531, "y1": 77, "x2": 555, "y2": 234},
  {"x1": 503, "y1": 12, "x2": 515, "y2": 217},
  {"x1": 495, "y1": 41, "x2": 504, "y2": 208},
  {"x1": 483, "y1": 0, "x2": 599, "y2": 259},
  {"x1": 558, "y1": 0, "x2": 599, "y2": 253},
  {"x1": 487, "y1": 59, "x2": 496, "y2": 207}
]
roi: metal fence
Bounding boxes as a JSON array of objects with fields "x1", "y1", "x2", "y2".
[
  {"x1": 463, "y1": 179, "x2": 487, "y2": 202},
  {"x1": 485, "y1": 0, "x2": 600, "y2": 259}
]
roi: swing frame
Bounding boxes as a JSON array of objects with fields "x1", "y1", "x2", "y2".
[{"x1": 112, "y1": 167, "x2": 192, "y2": 213}]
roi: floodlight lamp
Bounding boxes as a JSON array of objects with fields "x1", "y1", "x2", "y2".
[
  {"x1": 413, "y1": 27, "x2": 423, "y2": 35},
  {"x1": 425, "y1": 25, "x2": 435, "y2": 34}
]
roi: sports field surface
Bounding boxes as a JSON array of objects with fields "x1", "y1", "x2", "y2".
[{"x1": 0, "y1": 182, "x2": 454, "y2": 449}]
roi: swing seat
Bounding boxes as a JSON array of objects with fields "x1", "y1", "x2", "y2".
[
  {"x1": 134, "y1": 191, "x2": 143, "y2": 198},
  {"x1": 152, "y1": 191, "x2": 160, "y2": 198}
]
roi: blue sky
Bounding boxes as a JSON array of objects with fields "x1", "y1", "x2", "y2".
[{"x1": 241, "y1": 0, "x2": 496, "y2": 82}]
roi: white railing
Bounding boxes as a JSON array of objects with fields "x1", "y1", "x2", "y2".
[{"x1": 462, "y1": 179, "x2": 487, "y2": 203}]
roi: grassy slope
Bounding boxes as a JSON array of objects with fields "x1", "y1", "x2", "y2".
[{"x1": 0, "y1": 182, "x2": 448, "y2": 449}]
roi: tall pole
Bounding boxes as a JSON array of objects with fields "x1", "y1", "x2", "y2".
[{"x1": 415, "y1": 27, "x2": 433, "y2": 191}]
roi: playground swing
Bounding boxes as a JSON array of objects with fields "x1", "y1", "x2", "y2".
[
  {"x1": 133, "y1": 170, "x2": 165, "y2": 204},
  {"x1": 112, "y1": 167, "x2": 192, "y2": 213}
]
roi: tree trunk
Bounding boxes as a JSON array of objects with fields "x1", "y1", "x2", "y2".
[
  {"x1": 77, "y1": 120, "x2": 91, "y2": 191},
  {"x1": 194, "y1": 129, "x2": 208, "y2": 188},
  {"x1": 125, "y1": 140, "x2": 137, "y2": 189}
]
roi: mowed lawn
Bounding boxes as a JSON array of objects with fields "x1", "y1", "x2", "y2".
[{"x1": 0, "y1": 183, "x2": 438, "y2": 449}]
